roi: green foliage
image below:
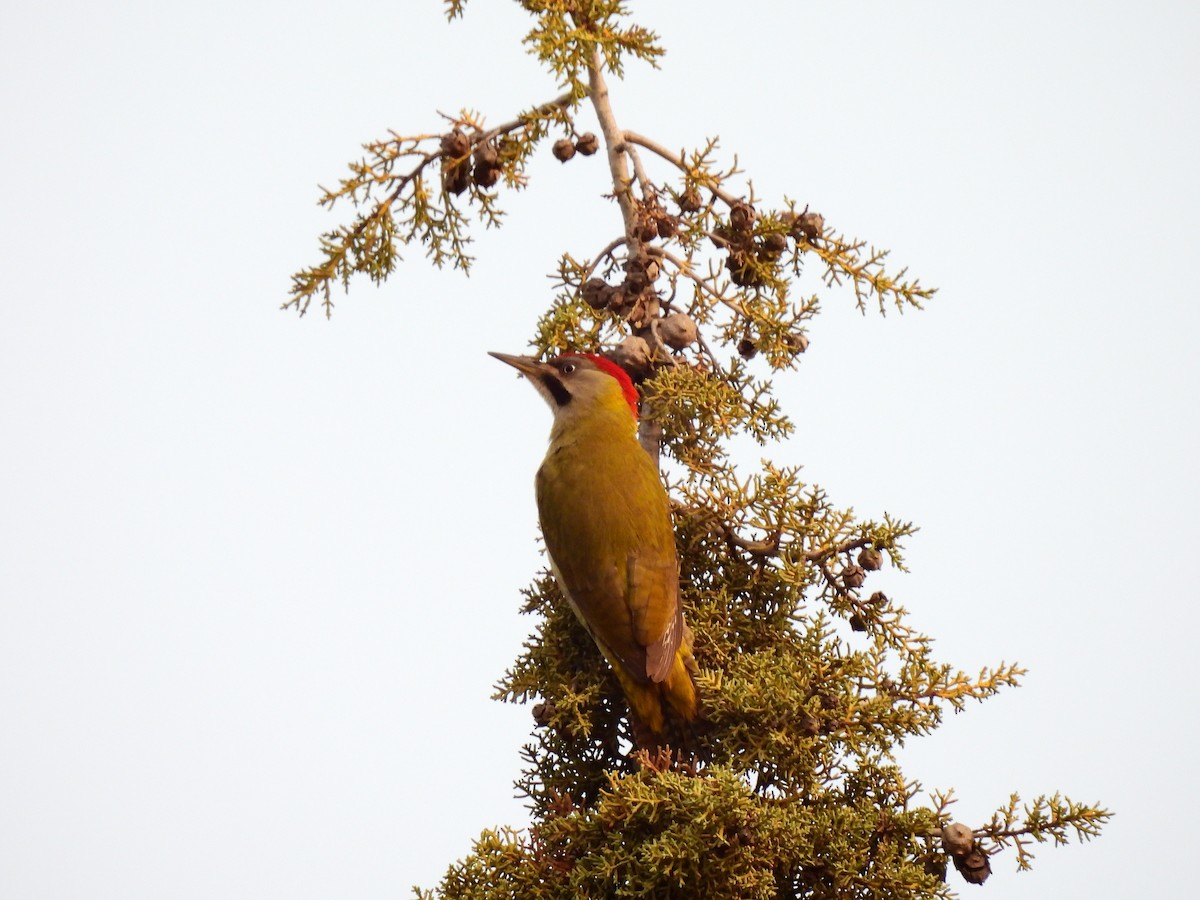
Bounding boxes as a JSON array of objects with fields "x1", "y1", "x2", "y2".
[
  {"x1": 415, "y1": 763, "x2": 949, "y2": 900},
  {"x1": 290, "y1": 2, "x2": 1110, "y2": 896},
  {"x1": 975, "y1": 791, "x2": 1110, "y2": 872},
  {"x1": 286, "y1": 98, "x2": 578, "y2": 317},
  {"x1": 447, "y1": 1, "x2": 664, "y2": 96}
]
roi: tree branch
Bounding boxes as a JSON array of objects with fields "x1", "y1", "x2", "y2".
[
  {"x1": 479, "y1": 91, "x2": 578, "y2": 146},
  {"x1": 624, "y1": 130, "x2": 740, "y2": 206},
  {"x1": 587, "y1": 47, "x2": 641, "y2": 251}
]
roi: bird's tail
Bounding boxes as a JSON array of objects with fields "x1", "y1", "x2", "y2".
[{"x1": 615, "y1": 638, "x2": 703, "y2": 754}]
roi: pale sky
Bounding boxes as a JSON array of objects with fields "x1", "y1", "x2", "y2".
[{"x1": 2, "y1": 1, "x2": 1197, "y2": 897}]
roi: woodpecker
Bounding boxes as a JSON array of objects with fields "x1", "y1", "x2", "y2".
[{"x1": 490, "y1": 351, "x2": 699, "y2": 747}]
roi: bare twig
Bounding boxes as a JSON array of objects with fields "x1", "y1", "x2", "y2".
[
  {"x1": 587, "y1": 48, "x2": 640, "y2": 250},
  {"x1": 804, "y1": 537, "x2": 872, "y2": 564},
  {"x1": 481, "y1": 91, "x2": 577, "y2": 144},
  {"x1": 624, "y1": 142, "x2": 654, "y2": 197},
  {"x1": 624, "y1": 130, "x2": 740, "y2": 206},
  {"x1": 581, "y1": 236, "x2": 627, "y2": 283},
  {"x1": 692, "y1": 328, "x2": 722, "y2": 370},
  {"x1": 653, "y1": 246, "x2": 748, "y2": 319}
]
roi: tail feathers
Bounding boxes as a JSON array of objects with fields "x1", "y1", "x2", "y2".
[{"x1": 615, "y1": 652, "x2": 703, "y2": 753}]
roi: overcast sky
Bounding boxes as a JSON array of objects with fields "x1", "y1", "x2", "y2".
[{"x1": 2, "y1": 1, "x2": 1197, "y2": 897}]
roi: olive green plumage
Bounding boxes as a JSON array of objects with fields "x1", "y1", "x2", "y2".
[{"x1": 490, "y1": 352, "x2": 699, "y2": 746}]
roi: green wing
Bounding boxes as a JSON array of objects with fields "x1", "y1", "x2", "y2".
[{"x1": 536, "y1": 435, "x2": 681, "y2": 684}]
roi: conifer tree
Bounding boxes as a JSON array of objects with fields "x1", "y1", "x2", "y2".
[{"x1": 287, "y1": 3, "x2": 1110, "y2": 896}]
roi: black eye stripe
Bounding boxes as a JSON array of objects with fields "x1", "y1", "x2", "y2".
[{"x1": 544, "y1": 374, "x2": 572, "y2": 407}]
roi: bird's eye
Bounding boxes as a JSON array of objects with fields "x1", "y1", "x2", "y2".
[{"x1": 561, "y1": 362, "x2": 576, "y2": 374}]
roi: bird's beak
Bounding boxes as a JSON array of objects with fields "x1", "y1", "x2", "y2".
[
  {"x1": 489, "y1": 351, "x2": 570, "y2": 410},
  {"x1": 488, "y1": 351, "x2": 549, "y2": 380}
]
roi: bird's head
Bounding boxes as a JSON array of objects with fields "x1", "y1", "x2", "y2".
[{"x1": 489, "y1": 352, "x2": 640, "y2": 425}]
